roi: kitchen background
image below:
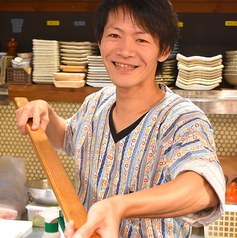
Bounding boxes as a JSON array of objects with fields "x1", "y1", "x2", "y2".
[
  {"x1": 0, "y1": 12, "x2": 237, "y2": 57},
  {"x1": 0, "y1": 9, "x2": 237, "y2": 180}
]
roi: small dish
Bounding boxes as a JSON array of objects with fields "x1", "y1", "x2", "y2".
[
  {"x1": 53, "y1": 80, "x2": 86, "y2": 88},
  {"x1": 224, "y1": 74, "x2": 237, "y2": 86},
  {"x1": 54, "y1": 72, "x2": 86, "y2": 81}
]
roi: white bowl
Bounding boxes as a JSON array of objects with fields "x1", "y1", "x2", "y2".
[
  {"x1": 53, "y1": 80, "x2": 86, "y2": 88},
  {"x1": 54, "y1": 72, "x2": 86, "y2": 81},
  {"x1": 17, "y1": 52, "x2": 33, "y2": 59}
]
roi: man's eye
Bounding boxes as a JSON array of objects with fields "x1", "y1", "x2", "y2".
[
  {"x1": 137, "y1": 39, "x2": 148, "y2": 43},
  {"x1": 110, "y1": 34, "x2": 119, "y2": 38}
]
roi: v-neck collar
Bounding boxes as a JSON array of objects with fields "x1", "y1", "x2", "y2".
[{"x1": 109, "y1": 102, "x2": 148, "y2": 143}]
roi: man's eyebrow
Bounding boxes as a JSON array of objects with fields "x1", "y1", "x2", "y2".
[{"x1": 107, "y1": 26, "x2": 148, "y2": 35}]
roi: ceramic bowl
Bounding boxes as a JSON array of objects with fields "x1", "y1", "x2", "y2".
[
  {"x1": 224, "y1": 74, "x2": 237, "y2": 87},
  {"x1": 54, "y1": 80, "x2": 86, "y2": 88},
  {"x1": 54, "y1": 72, "x2": 86, "y2": 81}
]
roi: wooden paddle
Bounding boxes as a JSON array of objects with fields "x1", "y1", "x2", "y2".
[{"x1": 14, "y1": 97, "x2": 100, "y2": 238}]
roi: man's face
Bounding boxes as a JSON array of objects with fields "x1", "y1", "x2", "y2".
[{"x1": 99, "y1": 8, "x2": 169, "y2": 89}]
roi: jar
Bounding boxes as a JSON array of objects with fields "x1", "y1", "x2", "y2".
[{"x1": 7, "y1": 38, "x2": 18, "y2": 57}]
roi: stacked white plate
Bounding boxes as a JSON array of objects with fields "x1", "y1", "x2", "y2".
[
  {"x1": 86, "y1": 56, "x2": 113, "y2": 87},
  {"x1": 32, "y1": 39, "x2": 60, "y2": 84},
  {"x1": 155, "y1": 42, "x2": 179, "y2": 86},
  {"x1": 223, "y1": 50, "x2": 237, "y2": 87},
  {"x1": 60, "y1": 41, "x2": 98, "y2": 73},
  {"x1": 175, "y1": 53, "x2": 223, "y2": 90}
]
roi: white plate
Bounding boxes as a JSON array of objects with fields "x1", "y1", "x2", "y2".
[
  {"x1": 33, "y1": 75, "x2": 55, "y2": 79},
  {"x1": 60, "y1": 65, "x2": 86, "y2": 69},
  {"x1": 177, "y1": 76, "x2": 222, "y2": 85},
  {"x1": 178, "y1": 61, "x2": 222, "y2": 68},
  {"x1": 33, "y1": 79, "x2": 54, "y2": 84},
  {"x1": 61, "y1": 60, "x2": 88, "y2": 66},
  {"x1": 88, "y1": 56, "x2": 103, "y2": 60},
  {"x1": 88, "y1": 67, "x2": 107, "y2": 72},
  {"x1": 176, "y1": 53, "x2": 222, "y2": 62},
  {"x1": 86, "y1": 82, "x2": 114, "y2": 87},
  {"x1": 175, "y1": 81, "x2": 220, "y2": 90},
  {"x1": 87, "y1": 76, "x2": 111, "y2": 80},
  {"x1": 60, "y1": 45, "x2": 94, "y2": 50},
  {"x1": 87, "y1": 72, "x2": 110, "y2": 76},
  {"x1": 60, "y1": 41, "x2": 97, "y2": 46},
  {"x1": 33, "y1": 73, "x2": 55, "y2": 76},
  {"x1": 88, "y1": 63, "x2": 105, "y2": 67},
  {"x1": 61, "y1": 53, "x2": 92, "y2": 57},
  {"x1": 178, "y1": 71, "x2": 222, "y2": 79},
  {"x1": 87, "y1": 79, "x2": 111, "y2": 83},
  {"x1": 178, "y1": 63, "x2": 224, "y2": 71},
  {"x1": 60, "y1": 49, "x2": 93, "y2": 54},
  {"x1": 61, "y1": 56, "x2": 88, "y2": 61}
]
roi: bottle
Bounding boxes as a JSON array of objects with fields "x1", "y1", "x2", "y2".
[
  {"x1": 225, "y1": 182, "x2": 237, "y2": 204},
  {"x1": 7, "y1": 38, "x2": 18, "y2": 57},
  {"x1": 40, "y1": 207, "x2": 61, "y2": 238}
]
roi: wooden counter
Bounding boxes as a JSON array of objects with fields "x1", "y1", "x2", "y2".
[
  {"x1": 8, "y1": 84, "x2": 101, "y2": 103},
  {"x1": 7, "y1": 84, "x2": 237, "y2": 114}
]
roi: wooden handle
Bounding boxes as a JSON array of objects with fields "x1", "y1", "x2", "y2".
[{"x1": 15, "y1": 97, "x2": 100, "y2": 238}]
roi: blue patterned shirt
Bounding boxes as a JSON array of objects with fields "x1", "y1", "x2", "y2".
[{"x1": 64, "y1": 84, "x2": 225, "y2": 238}]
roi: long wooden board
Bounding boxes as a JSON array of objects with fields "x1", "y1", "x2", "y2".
[{"x1": 15, "y1": 97, "x2": 100, "y2": 238}]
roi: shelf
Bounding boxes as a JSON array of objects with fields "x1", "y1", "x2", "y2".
[
  {"x1": 7, "y1": 84, "x2": 237, "y2": 114},
  {"x1": 0, "y1": 0, "x2": 236, "y2": 13},
  {"x1": 8, "y1": 84, "x2": 101, "y2": 104}
]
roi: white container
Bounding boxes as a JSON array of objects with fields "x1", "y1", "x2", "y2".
[
  {"x1": 204, "y1": 204, "x2": 237, "y2": 237},
  {"x1": 26, "y1": 202, "x2": 59, "y2": 227}
]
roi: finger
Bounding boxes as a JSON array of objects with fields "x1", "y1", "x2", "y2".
[
  {"x1": 31, "y1": 113, "x2": 41, "y2": 131},
  {"x1": 64, "y1": 220, "x2": 76, "y2": 238},
  {"x1": 15, "y1": 109, "x2": 29, "y2": 135}
]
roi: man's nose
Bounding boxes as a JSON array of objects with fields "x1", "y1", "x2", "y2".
[{"x1": 116, "y1": 38, "x2": 136, "y2": 58}]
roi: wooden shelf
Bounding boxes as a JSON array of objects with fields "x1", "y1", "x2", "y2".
[
  {"x1": 171, "y1": 0, "x2": 237, "y2": 13},
  {"x1": 8, "y1": 84, "x2": 101, "y2": 103},
  {"x1": 8, "y1": 84, "x2": 237, "y2": 114},
  {"x1": 0, "y1": 0, "x2": 236, "y2": 13}
]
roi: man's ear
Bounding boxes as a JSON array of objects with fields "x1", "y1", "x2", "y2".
[
  {"x1": 158, "y1": 49, "x2": 171, "y2": 62},
  {"x1": 98, "y1": 43, "x2": 101, "y2": 50}
]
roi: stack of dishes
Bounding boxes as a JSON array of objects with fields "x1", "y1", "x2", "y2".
[
  {"x1": 86, "y1": 56, "x2": 113, "y2": 87},
  {"x1": 155, "y1": 42, "x2": 179, "y2": 86},
  {"x1": 32, "y1": 39, "x2": 60, "y2": 84},
  {"x1": 175, "y1": 53, "x2": 223, "y2": 90},
  {"x1": 223, "y1": 50, "x2": 237, "y2": 87},
  {"x1": 53, "y1": 72, "x2": 86, "y2": 88},
  {"x1": 155, "y1": 60, "x2": 177, "y2": 86},
  {"x1": 59, "y1": 41, "x2": 98, "y2": 73}
]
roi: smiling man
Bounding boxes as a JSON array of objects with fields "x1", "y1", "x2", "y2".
[{"x1": 16, "y1": 0, "x2": 225, "y2": 237}]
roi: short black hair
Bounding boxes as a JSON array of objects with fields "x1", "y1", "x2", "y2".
[{"x1": 94, "y1": 0, "x2": 179, "y2": 57}]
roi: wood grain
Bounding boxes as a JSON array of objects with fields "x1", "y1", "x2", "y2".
[
  {"x1": 14, "y1": 97, "x2": 100, "y2": 238},
  {"x1": 9, "y1": 85, "x2": 101, "y2": 103}
]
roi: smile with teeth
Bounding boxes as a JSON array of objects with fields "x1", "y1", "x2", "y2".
[{"x1": 114, "y1": 62, "x2": 137, "y2": 69}]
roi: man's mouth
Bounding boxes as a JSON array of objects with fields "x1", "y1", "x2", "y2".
[{"x1": 114, "y1": 62, "x2": 137, "y2": 69}]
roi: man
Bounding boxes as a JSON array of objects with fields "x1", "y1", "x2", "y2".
[{"x1": 16, "y1": 0, "x2": 225, "y2": 237}]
